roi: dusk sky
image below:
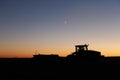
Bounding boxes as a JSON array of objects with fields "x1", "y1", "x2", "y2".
[{"x1": 1, "y1": 0, "x2": 120, "y2": 58}]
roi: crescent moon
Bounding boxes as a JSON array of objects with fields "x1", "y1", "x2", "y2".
[{"x1": 64, "y1": 20, "x2": 67, "y2": 24}]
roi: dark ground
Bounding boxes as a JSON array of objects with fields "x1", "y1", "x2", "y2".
[{"x1": 0, "y1": 57, "x2": 120, "y2": 80}]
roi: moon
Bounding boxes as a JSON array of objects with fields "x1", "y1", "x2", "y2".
[{"x1": 64, "y1": 20, "x2": 68, "y2": 24}]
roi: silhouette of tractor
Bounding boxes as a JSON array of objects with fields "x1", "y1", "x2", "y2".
[{"x1": 66, "y1": 44, "x2": 103, "y2": 63}]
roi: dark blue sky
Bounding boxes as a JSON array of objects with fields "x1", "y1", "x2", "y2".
[{"x1": 1, "y1": 0, "x2": 120, "y2": 57}]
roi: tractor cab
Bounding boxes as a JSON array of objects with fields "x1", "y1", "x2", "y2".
[{"x1": 75, "y1": 44, "x2": 88, "y2": 52}]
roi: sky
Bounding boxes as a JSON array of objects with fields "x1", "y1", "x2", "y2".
[{"x1": 0, "y1": 0, "x2": 120, "y2": 58}]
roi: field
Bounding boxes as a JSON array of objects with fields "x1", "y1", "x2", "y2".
[{"x1": 0, "y1": 57, "x2": 120, "y2": 80}]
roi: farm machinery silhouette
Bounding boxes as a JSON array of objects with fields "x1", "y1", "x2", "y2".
[{"x1": 33, "y1": 44, "x2": 104, "y2": 64}]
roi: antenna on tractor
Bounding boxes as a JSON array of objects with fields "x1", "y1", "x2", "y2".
[{"x1": 35, "y1": 50, "x2": 38, "y2": 55}]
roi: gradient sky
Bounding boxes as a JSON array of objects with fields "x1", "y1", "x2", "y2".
[{"x1": 1, "y1": 0, "x2": 120, "y2": 58}]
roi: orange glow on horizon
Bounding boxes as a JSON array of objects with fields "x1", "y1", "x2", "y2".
[
  {"x1": 1, "y1": 41, "x2": 120, "y2": 58},
  {"x1": 1, "y1": 47, "x2": 120, "y2": 58}
]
